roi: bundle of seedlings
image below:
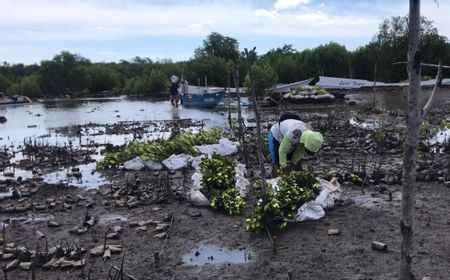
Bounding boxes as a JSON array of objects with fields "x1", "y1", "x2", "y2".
[
  {"x1": 96, "y1": 128, "x2": 221, "y2": 169},
  {"x1": 199, "y1": 153, "x2": 245, "y2": 215},
  {"x1": 246, "y1": 171, "x2": 320, "y2": 232}
]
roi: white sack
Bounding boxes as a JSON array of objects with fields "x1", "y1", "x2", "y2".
[
  {"x1": 194, "y1": 138, "x2": 238, "y2": 156},
  {"x1": 188, "y1": 190, "x2": 210, "y2": 207},
  {"x1": 144, "y1": 159, "x2": 163, "y2": 170},
  {"x1": 124, "y1": 156, "x2": 146, "y2": 170},
  {"x1": 162, "y1": 154, "x2": 194, "y2": 170},
  {"x1": 294, "y1": 201, "x2": 325, "y2": 222}
]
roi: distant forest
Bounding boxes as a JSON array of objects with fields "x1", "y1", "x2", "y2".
[{"x1": 1, "y1": 16, "x2": 449, "y2": 97}]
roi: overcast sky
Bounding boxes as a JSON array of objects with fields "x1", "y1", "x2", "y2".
[{"x1": 0, "y1": 0, "x2": 448, "y2": 64}]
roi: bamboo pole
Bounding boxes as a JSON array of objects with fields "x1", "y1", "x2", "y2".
[{"x1": 244, "y1": 47, "x2": 267, "y2": 184}]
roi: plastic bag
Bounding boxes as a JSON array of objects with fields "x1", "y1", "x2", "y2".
[
  {"x1": 316, "y1": 178, "x2": 341, "y2": 209},
  {"x1": 235, "y1": 163, "x2": 250, "y2": 197},
  {"x1": 124, "y1": 157, "x2": 146, "y2": 170},
  {"x1": 188, "y1": 190, "x2": 210, "y2": 207},
  {"x1": 191, "y1": 172, "x2": 202, "y2": 190},
  {"x1": 194, "y1": 138, "x2": 238, "y2": 156},
  {"x1": 144, "y1": 160, "x2": 163, "y2": 170},
  {"x1": 162, "y1": 154, "x2": 193, "y2": 170},
  {"x1": 294, "y1": 201, "x2": 325, "y2": 222}
]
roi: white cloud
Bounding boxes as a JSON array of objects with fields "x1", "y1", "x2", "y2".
[
  {"x1": 296, "y1": 11, "x2": 374, "y2": 27},
  {"x1": 274, "y1": 0, "x2": 310, "y2": 10},
  {"x1": 254, "y1": 9, "x2": 279, "y2": 18},
  {"x1": 7, "y1": 0, "x2": 447, "y2": 64}
]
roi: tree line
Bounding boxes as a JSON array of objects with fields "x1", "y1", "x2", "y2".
[{"x1": 0, "y1": 15, "x2": 449, "y2": 97}]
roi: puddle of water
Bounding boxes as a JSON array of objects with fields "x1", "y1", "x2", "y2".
[
  {"x1": 350, "y1": 194, "x2": 385, "y2": 208},
  {"x1": 350, "y1": 191, "x2": 402, "y2": 209},
  {"x1": 182, "y1": 244, "x2": 252, "y2": 266},
  {"x1": 428, "y1": 128, "x2": 450, "y2": 145},
  {"x1": 98, "y1": 214, "x2": 128, "y2": 225},
  {"x1": 1, "y1": 213, "x2": 54, "y2": 228},
  {"x1": 0, "y1": 188, "x2": 21, "y2": 199},
  {"x1": 349, "y1": 117, "x2": 380, "y2": 130},
  {"x1": 43, "y1": 162, "x2": 109, "y2": 189}
]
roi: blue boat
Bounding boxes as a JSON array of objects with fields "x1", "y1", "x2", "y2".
[{"x1": 180, "y1": 86, "x2": 225, "y2": 108}]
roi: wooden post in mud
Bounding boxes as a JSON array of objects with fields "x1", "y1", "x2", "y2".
[
  {"x1": 244, "y1": 47, "x2": 267, "y2": 184},
  {"x1": 227, "y1": 70, "x2": 232, "y2": 129},
  {"x1": 400, "y1": 1, "x2": 443, "y2": 278},
  {"x1": 233, "y1": 62, "x2": 248, "y2": 166}
]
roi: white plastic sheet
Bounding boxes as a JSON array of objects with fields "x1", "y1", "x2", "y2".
[
  {"x1": 294, "y1": 201, "x2": 325, "y2": 222},
  {"x1": 188, "y1": 190, "x2": 210, "y2": 207},
  {"x1": 194, "y1": 138, "x2": 238, "y2": 156},
  {"x1": 124, "y1": 157, "x2": 146, "y2": 170},
  {"x1": 162, "y1": 154, "x2": 194, "y2": 170}
]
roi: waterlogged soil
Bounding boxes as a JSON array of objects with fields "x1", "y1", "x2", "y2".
[{"x1": 1, "y1": 98, "x2": 450, "y2": 280}]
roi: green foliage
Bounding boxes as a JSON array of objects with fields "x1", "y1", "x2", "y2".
[
  {"x1": 187, "y1": 54, "x2": 230, "y2": 87},
  {"x1": 246, "y1": 171, "x2": 320, "y2": 232},
  {"x1": 244, "y1": 63, "x2": 278, "y2": 96},
  {"x1": 89, "y1": 64, "x2": 119, "y2": 92},
  {"x1": 347, "y1": 173, "x2": 363, "y2": 186},
  {"x1": 0, "y1": 73, "x2": 10, "y2": 92},
  {"x1": 200, "y1": 153, "x2": 245, "y2": 215},
  {"x1": 6, "y1": 75, "x2": 42, "y2": 97},
  {"x1": 148, "y1": 69, "x2": 168, "y2": 93},
  {"x1": 96, "y1": 128, "x2": 222, "y2": 170},
  {"x1": 420, "y1": 121, "x2": 438, "y2": 137},
  {"x1": 201, "y1": 153, "x2": 236, "y2": 189},
  {"x1": 441, "y1": 120, "x2": 450, "y2": 130},
  {"x1": 196, "y1": 32, "x2": 240, "y2": 62},
  {"x1": 210, "y1": 188, "x2": 245, "y2": 215}
]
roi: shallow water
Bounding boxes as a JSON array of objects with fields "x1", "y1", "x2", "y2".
[
  {"x1": 1, "y1": 93, "x2": 448, "y2": 188},
  {"x1": 182, "y1": 244, "x2": 252, "y2": 266}
]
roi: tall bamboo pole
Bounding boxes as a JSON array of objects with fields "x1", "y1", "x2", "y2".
[{"x1": 244, "y1": 47, "x2": 267, "y2": 184}]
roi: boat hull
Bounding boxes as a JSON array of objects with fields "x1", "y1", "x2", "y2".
[{"x1": 180, "y1": 91, "x2": 225, "y2": 108}]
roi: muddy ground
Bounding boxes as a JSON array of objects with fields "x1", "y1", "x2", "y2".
[{"x1": 1, "y1": 98, "x2": 450, "y2": 280}]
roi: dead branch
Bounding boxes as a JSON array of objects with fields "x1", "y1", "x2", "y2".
[{"x1": 422, "y1": 61, "x2": 443, "y2": 118}]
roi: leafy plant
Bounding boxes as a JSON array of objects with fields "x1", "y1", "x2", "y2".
[
  {"x1": 96, "y1": 128, "x2": 221, "y2": 170},
  {"x1": 200, "y1": 153, "x2": 245, "y2": 215},
  {"x1": 347, "y1": 173, "x2": 363, "y2": 186},
  {"x1": 246, "y1": 171, "x2": 320, "y2": 232},
  {"x1": 210, "y1": 188, "x2": 245, "y2": 215},
  {"x1": 201, "y1": 153, "x2": 236, "y2": 189}
]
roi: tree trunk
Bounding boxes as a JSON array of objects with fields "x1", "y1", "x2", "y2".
[
  {"x1": 244, "y1": 48, "x2": 267, "y2": 185},
  {"x1": 400, "y1": 1, "x2": 421, "y2": 279}
]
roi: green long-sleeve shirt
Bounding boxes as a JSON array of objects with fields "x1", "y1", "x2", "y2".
[{"x1": 270, "y1": 119, "x2": 312, "y2": 168}]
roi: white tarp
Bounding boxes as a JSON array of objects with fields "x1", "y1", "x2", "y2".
[
  {"x1": 124, "y1": 157, "x2": 146, "y2": 170},
  {"x1": 294, "y1": 177, "x2": 341, "y2": 221},
  {"x1": 162, "y1": 154, "x2": 194, "y2": 170},
  {"x1": 124, "y1": 156, "x2": 163, "y2": 170},
  {"x1": 194, "y1": 138, "x2": 238, "y2": 156}
]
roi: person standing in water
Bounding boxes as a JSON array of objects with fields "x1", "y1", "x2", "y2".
[{"x1": 169, "y1": 75, "x2": 180, "y2": 108}]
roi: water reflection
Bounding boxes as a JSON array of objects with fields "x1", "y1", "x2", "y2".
[{"x1": 171, "y1": 108, "x2": 181, "y2": 138}]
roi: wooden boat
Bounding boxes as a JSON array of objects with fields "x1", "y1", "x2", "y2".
[
  {"x1": 0, "y1": 92, "x2": 32, "y2": 105},
  {"x1": 179, "y1": 85, "x2": 225, "y2": 108}
]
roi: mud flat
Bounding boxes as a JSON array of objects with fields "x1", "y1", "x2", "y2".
[{"x1": 1, "y1": 97, "x2": 450, "y2": 279}]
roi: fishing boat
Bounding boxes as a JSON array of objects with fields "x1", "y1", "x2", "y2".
[
  {"x1": 0, "y1": 92, "x2": 32, "y2": 105},
  {"x1": 179, "y1": 85, "x2": 225, "y2": 108}
]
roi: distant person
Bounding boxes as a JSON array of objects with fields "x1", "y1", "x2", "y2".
[
  {"x1": 268, "y1": 116, "x2": 323, "y2": 176},
  {"x1": 169, "y1": 75, "x2": 180, "y2": 108}
]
